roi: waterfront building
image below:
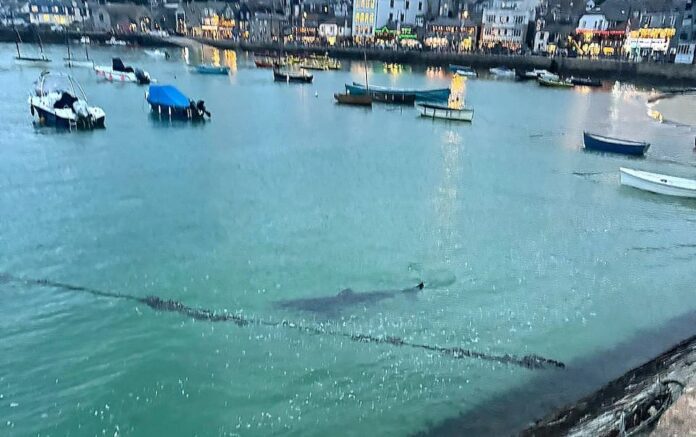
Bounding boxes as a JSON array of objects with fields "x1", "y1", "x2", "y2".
[
  {"x1": 572, "y1": 0, "x2": 632, "y2": 57},
  {"x1": 19, "y1": 0, "x2": 90, "y2": 27},
  {"x1": 624, "y1": 11, "x2": 679, "y2": 61},
  {"x1": 533, "y1": 0, "x2": 584, "y2": 54},
  {"x1": 480, "y1": 0, "x2": 539, "y2": 51},
  {"x1": 423, "y1": 16, "x2": 477, "y2": 51},
  {"x1": 92, "y1": 3, "x2": 151, "y2": 33},
  {"x1": 352, "y1": 0, "x2": 425, "y2": 43},
  {"x1": 317, "y1": 16, "x2": 352, "y2": 44}
]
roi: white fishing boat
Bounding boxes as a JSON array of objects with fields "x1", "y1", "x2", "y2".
[
  {"x1": 418, "y1": 102, "x2": 474, "y2": 121},
  {"x1": 144, "y1": 49, "x2": 169, "y2": 59},
  {"x1": 95, "y1": 58, "x2": 151, "y2": 84},
  {"x1": 105, "y1": 36, "x2": 127, "y2": 46},
  {"x1": 619, "y1": 167, "x2": 696, "y2": 198},
  {"x1": 64, "y1": 38, "x2": 94, "y2": 68},
  {"x1": 489, "y1": 67, "x2": 515, "y2": 78},
  {"x1": 14, "y1": 28, "x2": 51, "y2": 66},
  {"x1": 523, "y1": 69, "x2": 551, "y2": 79},
  {"x1": 29, "y1": 72, "x2": 105, "y2": 130},
  {"x1": 418, "y1": 73, "x2": 473, "y2": 122},
  {"x1": 454, "y1": 67, "x2": 477, "y2": 78}
]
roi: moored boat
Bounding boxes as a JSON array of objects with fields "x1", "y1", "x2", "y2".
[
  {"x1": 254, "y1": 57, "x2": 276, "y2": 68},
  {"x1": 14, "y1": 28, "x2": 51, "y2": 66},
  {"x1": 144, "y1": 49, "x2": 169, "y2": 59},
  {"x1": 29, "y1": 72, "x2": 105, "y2": 130},
  {"x1": 418, "y1": 102, "x2": 473, "y2": 122},
  {"x1": 273, "y1": 68, "x2": 313, "y2": 83},
  {"x1": 570, "y1": 76, "x2": 602, "y2": 87},
  {"x1": 538, "y1": 73, "x2": 573, "y2": 88},
  {"x1": 489, "y1": 67, "x2": 515, "y2": 78},
  {"x1": 95, "y1": 58, "x2": 151, "y2": 84},
  {"x1": 146, "y1": 85, "x2": 210, "y2": 121},
  {"x1": 347, "y1": 82, "x2": 450, "y2": 102},
  {"x1": 334, "y1": 93, "x2": 372, "y2": 106},
  {"x1": 583, "y1": 132, "x2": 650, "y2": 156},
  {"x1": 454, "y1": 66, "x2": 477, "y2": 78},
  {"x1": 64, "y1": 37, "x2": 93, "y2": 68},
  {"x1": 193, "y1": 64, "x2": 230, "y2": 75},
  {"x1": 619, "y1": 167, "x2": 696, "y2": 198}
]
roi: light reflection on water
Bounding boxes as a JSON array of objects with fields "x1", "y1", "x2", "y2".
[{"x1": 0, "y1": 43, "x2": 695, "y2": 436}]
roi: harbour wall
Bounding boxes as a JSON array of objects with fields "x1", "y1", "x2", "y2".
[
  {"x1": 0, "y1": 28, "x2": 179, "y2": 48},
  {"x1": 198, "y1": 38, "x2": 696, "y2": 86}
]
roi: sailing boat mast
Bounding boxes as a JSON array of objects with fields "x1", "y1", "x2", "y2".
[
  {"x1": 37, "y1": 30, "x2": 46, "y2": 59},
  {"x1": 66, "y1": 33, "x2": 72, "y2": 61}
]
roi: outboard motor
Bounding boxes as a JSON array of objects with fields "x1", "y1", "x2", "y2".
[
  {"x1": 134, "y1": 69, "x2": 151, "y2": 85},
  {"x1": 196, "y1": 100, "x2": 210, "y2": 118},
  {"x1": 72, "y1": 100, "x2": 93, "y2": 129}
]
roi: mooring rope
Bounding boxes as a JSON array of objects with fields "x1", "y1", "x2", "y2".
[{"x1": 0, "y1": 273, "x2": 565, "y2": 370}]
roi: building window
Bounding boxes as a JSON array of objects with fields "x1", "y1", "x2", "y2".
[
  {"x1": 389, "y1": 12, "x2": 393, "y2": 21},
  {"x1": 400, "y1": 12, "x2": 404, "y2": 21},
  {"x1": 406, "y1": 0, "x2": 409, "y2": 9},
  {"x1": 390, "y1": 0, "x2": 394, "y2": 7},
  {"x1": 418, "y1": 1, "x2": 422, "y2": 11},
  {"x1": 99, "y1": 12, "x2": 104, "y2": 21}
]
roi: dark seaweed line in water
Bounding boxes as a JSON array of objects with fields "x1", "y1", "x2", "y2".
[{"x1": 0, "y1": 273, "x2": 565, "y2": 370}]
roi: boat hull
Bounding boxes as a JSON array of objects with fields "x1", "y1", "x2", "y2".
[
  {"x1": 583, "y1": 132, "x2": 650, "y2": 156},
  {"x1": 30, "y1": 104, "x2": 105, "y2": 130},
  {"x1": 273, "y1": 70, "x2": 313, "y2": 83},
  {"x1": 15, "y1": 57, "x2": 51, "y2": 66},
  {"x1": 64, "y1": 59, "x2": 94, "y2": 68},
  {"x1": 334, "y1": 93, "x2": 372, "y2": 106},
  {"x1": 194, "y1": 65, "x2": 230, "y2": 75},
  {"x1": 419, "y1": 104, "x2": 473, "y2": 122},
  {"x1": 148, "y1": 104, "x2": 207, "y2": 121},
  {"x1": 620, "y1": 167, "x2": 696, "y2": 198},
  {"x1": 538, "y1": 78, "x2": 573, "y2": 88},
  {"x1": 351, "y1": 82, "x2": 450, "y2": 101},
  {"x1": 95, "y1": 66, "x2": 137, "y2": 82},
  {"x1": 570, "y1": 77, "x2": 602, "y2": 87}
]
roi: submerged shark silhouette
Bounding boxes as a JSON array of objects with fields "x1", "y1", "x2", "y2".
[{"x1": 274, "y1": 282, "x2": 425, "y2": 316}]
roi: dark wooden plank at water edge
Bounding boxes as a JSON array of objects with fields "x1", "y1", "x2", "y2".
[{"x1": 414, "y1": 310, "x2": 696, "y2": 437}]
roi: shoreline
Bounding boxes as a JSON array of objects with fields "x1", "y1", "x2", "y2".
[
  {"x1": 194, "y1": 37, "x2": 696, "y2": 87},
  {"x1": 417, "y1": 310, "x2": 696, "y2": 436},
  {"x1": 3, "y1": 26, "x2": 696, "y2": 86}
]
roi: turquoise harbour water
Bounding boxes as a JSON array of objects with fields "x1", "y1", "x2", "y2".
[{"x1": 1, "y1": 43, "x2": 696, "y2": 436}]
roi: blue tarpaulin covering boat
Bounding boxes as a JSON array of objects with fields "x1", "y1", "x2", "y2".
[
  {"x1": 146, "y1": 85, "x2": 210, "y2": 121},
  {"x1": 345, "y1": 82, "x2": 450, "y2": 103},
  {"x1": 583, "y1": 132, "x2": 650, "y2": 156}
]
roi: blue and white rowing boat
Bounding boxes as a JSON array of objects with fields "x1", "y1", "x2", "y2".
[
  {"x1": 146, "y1": 85, "x2": 210, "y2": 121},
  {"x1": 583, "y1": 132, "x2": 650, "y2": 156}
]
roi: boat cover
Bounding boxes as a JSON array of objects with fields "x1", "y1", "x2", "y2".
[
  {"x1": 147, "y1": 85, "x2": 190, "y2": 109},
  {"x1": 112, "y1": 58, "x2": 134, "y2": 73}
]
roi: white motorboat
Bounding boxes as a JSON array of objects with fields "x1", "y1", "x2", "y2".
[
  {"x1": 523, "y1": 69, "x2": 551, "y2": 79},
  {"x1": 454, "y1": 67, "x2": 477, "y2": 78},
  {"x1": 64, "y1": 39, "x2": 94, "y2": 68},
  {"x1": 95, "y1": 58, "x2": 151, "y2": 84},
  {"x1": 489, "y1": 67, "x2": 515, "y2": 78},
  {"x1": 619, "y1": 167, "x2": 696, "y2": 198},
  {"x1": 14, "y1": 28, "x2": 51, "y2": 66},
  {"x1": 144, "y1": 49, "x2": 169, "y2": 59},
  {"x1": 105, "y1": 36, "x2": 127, "y2": 46},
  {"x1": 28, "y1": 72, "x2": 105, "y2": 130}
]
